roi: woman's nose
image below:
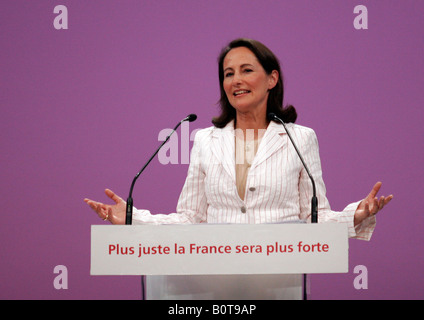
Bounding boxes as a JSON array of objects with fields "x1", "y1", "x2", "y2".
[{"x1": 232, "y1": 72, "x2": 242, "y2": 85}]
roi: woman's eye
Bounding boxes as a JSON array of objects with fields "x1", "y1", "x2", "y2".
[
  {"x1": 244, "y1": 69, "x2": 253, "y2": 73},
  {"x1": 224, "y1": 72, "x2": 233, "y2": 78}
]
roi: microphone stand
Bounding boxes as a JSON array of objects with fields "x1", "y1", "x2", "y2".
[
  {"x1": 269, "y1": 113, "x2": 318, "y2": 223},
  {"x1": 125, "y1": 115, "x2": 196, "y2": 225},
  {"x1": 268, "y1": 113, "x2": 317, "y2": 302},
  {"x1": 124, "y1": 115, "x2": 197, "y2": 301}
]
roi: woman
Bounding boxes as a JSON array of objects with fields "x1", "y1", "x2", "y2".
[{"x1": 85, "y1": 38, "x2": 393, "y2": 240}]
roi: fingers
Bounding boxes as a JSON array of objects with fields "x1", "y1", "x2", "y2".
[
  {"x1": 383, "y1": 194, "x2": 394, "y2": 208},
  {"x1": 372, "y1": 197, "x2": 379, "y2": 215},
  {"x1": 364, "y1": 199, "x2": 378, "y2": 216},
  {"x1": 364, "y1": 202, "x2": 370, "y2": 217},
  {"x1": 355, "y1": 183, "x2": 393, "y2": 226},
  {"x1": 105, "y1": 189, "x2": 124, "y2": 204},
  {"x1": 84, "y1": 198, "x2": 99, "y2": 212},
  {"x1": 103, "y1": 207, "x2": 112, "y2": 222},
  {"x1": 365, "y1": 194, "x2": 394, "y2": 217},
  {"x1": 84, "y1": 198, "x2": 109, "y2": 220},
  {"x1": 367, "y1": 181, "x2": 382, "y2": 199},
  {"x1": 378, "y1": 196, "x2": 385, "y2": 210},
  {"x1": 365, "y1": 182, "x2": 394, "y2": 213},
  {"x1": 84, "y1": 189, "x2": 124, "y2": 224}
]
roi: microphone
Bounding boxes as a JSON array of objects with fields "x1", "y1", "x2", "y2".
[
  {"x1": 184, "y1": 114, "x2": 197, "y2": 122},
  {"x1": 268, "y1": 113, "x2": 318, "y2": 223},
  {"x1": 125, "y1": 114, "x2": 198, "y2": 225}
]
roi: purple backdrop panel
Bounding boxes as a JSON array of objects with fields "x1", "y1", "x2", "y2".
[{"x1": 0, "y1": 0, "x2": 422, "y2": 299}]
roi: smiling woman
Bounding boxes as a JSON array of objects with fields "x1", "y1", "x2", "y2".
[
  {"x1": 213, "y1": 38, "x2": 297, "y2": 129},
  {"x1": 85, "y1": 38, "x2": 392, "y2": 241},
  {"x1": 222, "y1": 47, "x2": 278, "y2": 128}
]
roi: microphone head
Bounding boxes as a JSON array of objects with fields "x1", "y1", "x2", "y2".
[{"x1": 186, "y1": 114, "x2": 197, "y2": 122}]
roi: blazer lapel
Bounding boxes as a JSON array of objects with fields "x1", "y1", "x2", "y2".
[
  {"x1": 210, "y1": 121, "x2": 236, "y2": 182},
  {"x1": 209, "y1": 120, "x2": 290, "y2": 180},
  {"x1": 252, "y1": 121, "x2": 287, "y2": 169}
]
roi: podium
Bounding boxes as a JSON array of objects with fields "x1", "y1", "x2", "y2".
[
  {"x1": 91, "y1": 223, "x2": 348, "y2": 300},
  {"x1": 144, "y1": 274, "x2": 304, "y2": 300}
]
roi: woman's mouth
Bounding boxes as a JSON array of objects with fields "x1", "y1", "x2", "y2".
[{"x1": 233, "y1": 90, "x2": 251, "y2": 97}]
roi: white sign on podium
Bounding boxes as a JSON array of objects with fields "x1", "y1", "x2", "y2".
[{"x1": 91, "y1": 223, "x2": 348, "y2": 276}]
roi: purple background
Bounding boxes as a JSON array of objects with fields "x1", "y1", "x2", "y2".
[{"x1": 1, "y1": 0, "x2": 423, "y2": 300}]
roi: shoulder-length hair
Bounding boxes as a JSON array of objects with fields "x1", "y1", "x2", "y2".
[{"x1": 212, "y1": 38, "x2": 297, "y2": 128}]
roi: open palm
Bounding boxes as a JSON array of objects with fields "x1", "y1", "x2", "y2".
[
  {"x1": 84, "y1": 189, "x2": 126, "y2": 225},
  {"x1": 354, "y1": 182, "x2": 393, "y2": 226}
]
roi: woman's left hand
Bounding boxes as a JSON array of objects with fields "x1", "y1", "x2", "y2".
[{"x1": 354, "y1": 181, "x2": 393, "y2": 226}]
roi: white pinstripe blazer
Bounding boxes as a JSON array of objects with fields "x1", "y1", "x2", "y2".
[{"x1": 133, "y1": 120, "x2": 376, "y2": 240}]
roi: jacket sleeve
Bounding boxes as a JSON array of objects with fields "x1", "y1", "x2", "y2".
[
  {"x1": 132, "y1": 130, "x2": 208, "y2": 225},
  {"x1": 297, "y1": 128, "x2": 376, "y2": 240}
]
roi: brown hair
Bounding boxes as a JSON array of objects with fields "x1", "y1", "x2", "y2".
[{"x1": 212, "y1": 38, "x2": 297, "y2": 128}]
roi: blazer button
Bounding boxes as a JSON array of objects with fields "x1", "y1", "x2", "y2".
[
  {"x1": 249, "y1": 187, "x2": 256, "y2": 192},
  {"x1": 240, "y1": 206, "x2": 247, "y2": 213}
]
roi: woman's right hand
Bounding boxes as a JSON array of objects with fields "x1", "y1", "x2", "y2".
[{"x1": 84, "y1": 189, "x2": 126, "y2": 225}]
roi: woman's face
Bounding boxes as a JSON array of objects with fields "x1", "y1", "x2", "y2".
[{"x1": 222, "y1": 47, "x2": 278, "y2": 117}]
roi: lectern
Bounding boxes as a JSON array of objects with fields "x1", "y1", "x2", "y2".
[{"x1": 91, "y1": 223, "x2": 348, "y2": 300}]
